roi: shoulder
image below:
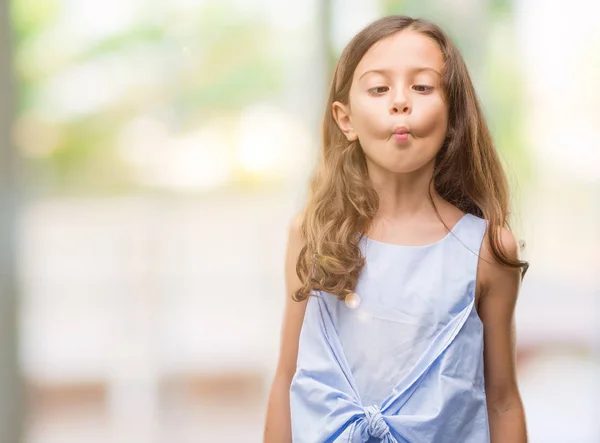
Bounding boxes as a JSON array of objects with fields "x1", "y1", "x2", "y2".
[
  {"x1": 286, "y1": 211, "x2": 307, "y2": 265},
  {"x1": 478, "y1": 226, "x2": 522, "y2": 297},
  {"x1": 290, "y1": 211, "x2": 304, "y2": 232},
  {"x1": 480, "y1": 225, "x2": 521, "y2": 264},
  {"x1": 288, "y1": 211, "x2": 305, "y2": 245}
]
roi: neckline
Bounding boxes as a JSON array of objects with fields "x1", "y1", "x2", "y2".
[{"x1": 362, "y1": 213, "x2": 470, "y2": 249}]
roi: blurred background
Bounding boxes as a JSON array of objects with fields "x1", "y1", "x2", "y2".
[{"x1": 0, "y1": 0, "x2": 599, "y2": 442}]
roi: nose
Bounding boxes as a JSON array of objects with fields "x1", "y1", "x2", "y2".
[{"x1": 390, "y1": 89, "x2": 410, "y2": 115}]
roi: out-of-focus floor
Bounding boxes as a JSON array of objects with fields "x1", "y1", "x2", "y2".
[
  {"x1": 24, "y1": 350, "x2": 600, "y2": 443},
  {"x1": 26, "y1": 373, "x2": 268, "y2": 443}
]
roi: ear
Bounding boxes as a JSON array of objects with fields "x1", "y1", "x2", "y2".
[{"x1": 332, "y1": 101, "x2": 358, "y2": 142}]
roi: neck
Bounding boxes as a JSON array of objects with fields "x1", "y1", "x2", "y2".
[{"x1": 367, "y1": 161, "x2": 444, "y2": 221}]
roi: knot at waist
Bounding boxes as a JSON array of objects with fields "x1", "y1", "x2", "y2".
[{"x1": 364, "y1": 405, "x2": 391, "y2": 439}]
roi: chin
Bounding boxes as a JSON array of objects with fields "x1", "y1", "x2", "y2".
[
  {"x1": 382, "y1": 158, "x2": 434, "y2": 175},
  {"x1": 364, "y1": 149, "x2": 438, "y2": 176},
  {"x1": 387, "y1": 165, "x2": 425, "y2": 174}
]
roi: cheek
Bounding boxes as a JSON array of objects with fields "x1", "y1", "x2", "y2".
[
  {"x1": 351, "y1": 101, "x2": 390, "y2": 138},
  {"x1": 414, "y1": 101, "x2": 448, "y2": 136}
]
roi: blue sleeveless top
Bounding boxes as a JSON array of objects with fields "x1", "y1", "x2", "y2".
[{"x1": 289, "y1": 213, "x2": 490, "y2": 442}]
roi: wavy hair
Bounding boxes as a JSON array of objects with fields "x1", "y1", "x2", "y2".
[{"x1": 293, "y1": 15, "x2": 529, "y2": 302}]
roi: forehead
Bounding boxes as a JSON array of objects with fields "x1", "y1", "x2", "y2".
[{"x1": 354, "y1": 30, "x2": 444, "y2": 78}]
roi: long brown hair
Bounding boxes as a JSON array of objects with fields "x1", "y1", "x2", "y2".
[{"x1": 293, "y1": 15, "x2": 529, "y2": 302}]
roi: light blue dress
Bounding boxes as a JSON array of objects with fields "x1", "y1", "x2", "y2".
[{"x1": 290, "y1": 213, "x2": 490, "y2": 442}]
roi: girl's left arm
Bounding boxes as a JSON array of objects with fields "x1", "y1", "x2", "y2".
[{"x1": 478, "y1": 227, "x2": 528, "y2": 443}]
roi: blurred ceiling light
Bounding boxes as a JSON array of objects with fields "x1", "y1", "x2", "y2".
[
  {"x1": 518, "y1": 0, "x2": 600, "y2": 182},
  {"x1": 38, "y1": 53, "x2": 163, "y2": 121},
  {"x1": 118, "y1": 118, "x2": 232, "y2": 191},
  {"x1": 118, "y1": 117, "x2": 168, "y2": 169},
  {"x1": 236, "y1": 103, "x2": 311, "y2": 179},
  {"x1": 60, "y1": 0, "x2": 142, "y2": 45},
  {"x1": 40, "y1": 60, "x2": 132, "y2": 120},
  {"x1": 153, "y1": 130, "x2": 232, "y2": 190}
]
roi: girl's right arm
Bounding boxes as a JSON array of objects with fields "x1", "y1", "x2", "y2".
[{"x1": 263, "y1": 213, "x2": 308, "y2": 443}]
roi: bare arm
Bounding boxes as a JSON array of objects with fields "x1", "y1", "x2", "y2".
[
  {"x1": 263, "y1": 214, "x2": 308, "y2": 443},
  {"x1": 478, "y1": 228, "x2": 528, "y2": 443}
]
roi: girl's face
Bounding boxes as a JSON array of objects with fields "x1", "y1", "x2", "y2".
[{"x1": 333, "y1": 30, "x2": 449, "y2": 176}]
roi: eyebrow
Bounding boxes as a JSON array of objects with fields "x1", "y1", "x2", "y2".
[{"x1": 358, "y1": 66, "x2": 441, "y2": 80}]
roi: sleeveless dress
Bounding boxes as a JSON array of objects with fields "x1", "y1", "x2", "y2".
[{"x1": 289, "y1": 213, "x2": 490, "y2": 442}]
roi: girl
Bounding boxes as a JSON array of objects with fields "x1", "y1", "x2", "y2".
[{"x1": 264, "y1": 15, "x2": 528, "y2": 443}]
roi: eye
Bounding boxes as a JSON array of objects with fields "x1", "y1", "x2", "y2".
[
  {"x1": 413, "y1": 85, "x2": 433, "y2": 93},
  {"x1": 368, "y1": 86, "x2": 389, "y2": 95}
]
